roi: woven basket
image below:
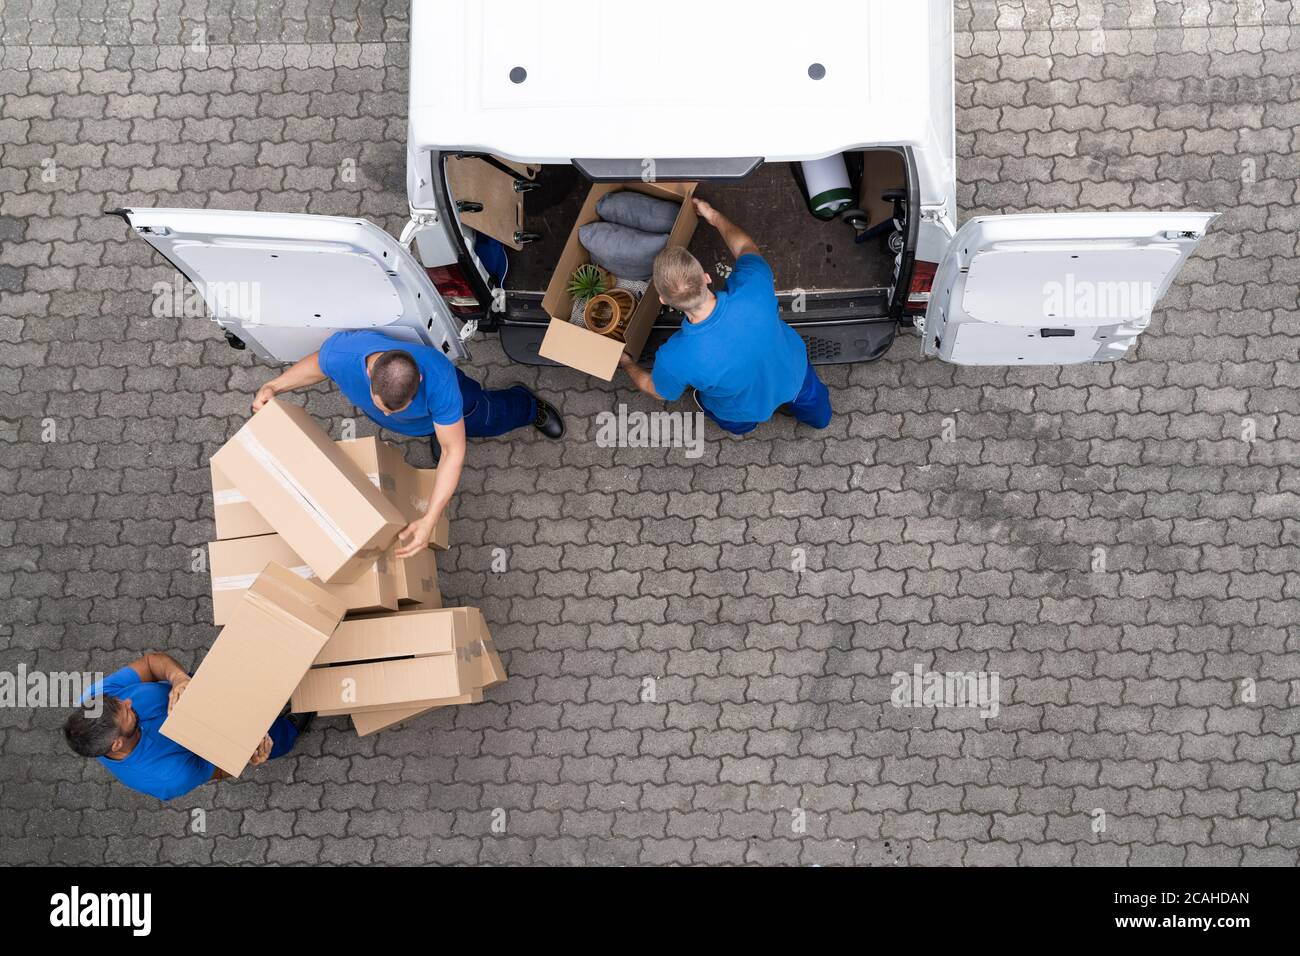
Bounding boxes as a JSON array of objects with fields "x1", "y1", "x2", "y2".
[{"x1": 583, "y1": 288, "x2": 635, "y2": 340}]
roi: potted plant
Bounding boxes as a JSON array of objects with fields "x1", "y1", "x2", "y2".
[{"x1": 567, "y1": 263, "x2": 611, "y2": 302}]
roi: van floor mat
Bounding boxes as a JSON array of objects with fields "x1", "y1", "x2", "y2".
[
  {"x1": 690, "y1": 164, "x2": 894, "y2": 293},
  {"x1": 499, "y1": 162, "x2": 895, "y2": 295}
]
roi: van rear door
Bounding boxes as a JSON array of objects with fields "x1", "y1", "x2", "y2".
[
  {"x1": 115, "y1": 208, "x2": 469, "y2": 364},
  {"x1": 921, "y1": 212, "x2": 1216, "y2": 365}
]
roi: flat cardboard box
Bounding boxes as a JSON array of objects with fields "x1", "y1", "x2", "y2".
[
  {"x1": 213, "y1": 436, "x2": 447, "y2": 550},
  {"x1": 210, "y1": 401, "x2": 406, "y2": 583},
  {"x1": 160, "y1": 563, "x2": 345, "y2": 776},
  {"x1": 392, "y1": 544, "x2": 441, "y2": 607},
  {"x1": 350, "y1": 690, "x2": 483, "y2": 737},
  {"x1": 539, "y1": 180, "x2": 698, "y2": 380},
  {"x1": 346, "y1": 608, "x2": 506, "y2": 735},
  {"x1": 208, "y1": 534, "x2": 398, "y2": 625},
  {"x1": 290, "y1": 606, "x2": 477, "y2": 714}
]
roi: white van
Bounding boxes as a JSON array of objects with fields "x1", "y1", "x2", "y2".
[{"x1": 115, "y1": 1, "x2": 1215, "y2": 373}]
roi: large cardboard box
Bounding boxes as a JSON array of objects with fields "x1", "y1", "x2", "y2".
[
  {"x1": 290, "y1": 606, "x2": 478, "y2": 714},
  {"x1": 160, "y1": 563, "x2": 345, "y2": 776},
  {"x1": 347, "y1": 608, "x2": 506, "y2": 736},
  {"x1": 209, "y1": 401, "x2": 406, "y2": 583},
  {"x1": 392, "y1": 544, "x2": 441, "y2": 607},
  {"x1": 539, "y1": 180, "x2": 698, "y2": 380},
  {"x1": 338, "y1": 437, "x2": 449, "y2": 550},
  {"x1": 212, "y1": 435, "x2": 448, "y2": 551},
  {"x1": 208, "y1": 534, "x2": 399, "y2": 625}
]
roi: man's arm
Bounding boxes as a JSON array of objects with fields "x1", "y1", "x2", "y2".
[
  {"x1": 126, "y1": 652, "x2": 188, "y2": 686},
  {"x1": 124, "y1": 652, "x2": 194, "y2": 714},
  {"x1": 252, "y1": 351, "x2": 327, "y2": 411},
  {"x1": 394, "y1": 417, "x2": 465, "y2": 558},
  {"x1": 694, "y1": 199, "x2": 760, "y2": 261},
  {"x1": 618, "y1": 352, "x2": 665, "y2": 401}
]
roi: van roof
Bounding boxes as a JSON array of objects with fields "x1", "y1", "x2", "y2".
[{"x1": 408, "y1": 0, "x2": 943, "y2": 164}]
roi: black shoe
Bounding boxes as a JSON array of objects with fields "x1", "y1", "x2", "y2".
[
  {"x1": 429, "y1": 434, "x2": 442, "y2": 466},
  {"x1": 288, "y1": 712, "x2": 314, "y2": 735},
  {"x1": 512, "y1": 382, "x2": 565, "y2": 440}
]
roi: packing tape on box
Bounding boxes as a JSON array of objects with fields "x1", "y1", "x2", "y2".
[
  {"x1": 235, "y1": 430, "x2": 358, "y2": 556},
  {"x1": 216, "y1": 473, "x2": 381, "y2": 507},
  {"x1": 212, "y1": 565, "x2": 314, "y2": 591}
]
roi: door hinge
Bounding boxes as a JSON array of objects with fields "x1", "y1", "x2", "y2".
[
  {"x1": 920, "y1": 205, "x2": 956, "y2": 238},
  {"x1": 458, "y1": 318, "x2": 480, "y2": 342},
  {"x1": 399, "y1": 213, "x2": 439, "y2": 246}
]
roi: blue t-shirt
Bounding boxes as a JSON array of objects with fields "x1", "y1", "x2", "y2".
[
  {"x1": 651, "y1": 254, "x2": 807, "y2": 423},
  {"x1": 86, "y1": 667, "x2": 214, "y2": 802},
  {"x1": 318, "y1": 331, "x2": 463, "y2": 436}
]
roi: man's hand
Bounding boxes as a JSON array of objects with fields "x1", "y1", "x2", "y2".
[
  {"x1": 247, "y1": 734, "x2": 274, "y2": 767},
  {"x1": 395, "y1": 512, "x2": 440, "y2": 559},
  {"x1": 693, "y1": 198, "x2": 718, "y2": 226},
  {"x1": 167, "y1": 675, "x2": 191, "y2": 714},
  {"x1": 252, "y1": 383, "x2": 277, "y2": 412}
]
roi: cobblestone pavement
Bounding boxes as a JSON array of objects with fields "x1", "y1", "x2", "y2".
[{"x1": 2, "y1": 1, "x2": 1298, "y2": 866}]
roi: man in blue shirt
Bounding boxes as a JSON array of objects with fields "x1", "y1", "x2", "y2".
[
  {"x1": 62, "y1": 652, "x2": 306, "y2": 802},
  {"x1": 252, "y1": 332, "x2": 564, "y2": 555},
  {"x1": 619, "y1": 199, "x2": 832, "y2": 435}
]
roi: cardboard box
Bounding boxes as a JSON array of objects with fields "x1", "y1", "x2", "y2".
[
  {"x1": 209, "y1": 400, "x2": 406, "y2": 583},
  {"x1": 290, "y1": 606, "x2": 479, "y2": 714},
  {"x1": 346, "y1": 608, "x2": 506, "y2": 736},
  {"x1": 539, "y1": 180, "x2": 698, "y2": 380},
  {"x1": 160, "y1": 563, "x2": 345, "y2": 776},
  {"x1": 350, "y1": 690, "x2": 483, "y2": 737},
  {"x1": 337, "y1": 437, "x2": 449, "y2": 550},
  {"x1": 392, "y1": 544, "x2": 441, "y2": 607},
  {"x1": 208, "y1": 534, "x2": 398, "y2": 625},
  {"x1": 212, "y1": 435, "x2": 448, "y2": 550}
]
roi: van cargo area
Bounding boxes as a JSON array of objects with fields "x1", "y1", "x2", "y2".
[
  {"x1": 444, "y1": 151, "x2": 909, "y2": 367},
  {"x1": 498, "y1": 162, "x2": 896, "y2": 294}
]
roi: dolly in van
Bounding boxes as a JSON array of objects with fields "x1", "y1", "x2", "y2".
[{"x1": 112, "y1": 2, "x2": 1214, "y2": 393}]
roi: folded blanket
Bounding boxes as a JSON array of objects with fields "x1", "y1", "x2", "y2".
[
  {"x1": 579, "y1": 222, "x2": 669, "y2": 280},
  {"x1": 596, "y1": 191, "x2": 681, "y2": 234}
]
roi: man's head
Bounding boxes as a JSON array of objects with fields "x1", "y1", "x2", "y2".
[
  {"x1": 368, "y1": 350, "x2": 422, "y2": 414},
  {"x1": 63, "y1": 695, "x2": 136, "y2": 759},
  {"x1": 653, "y1": 246, "x2": 713, "y2": 313}
]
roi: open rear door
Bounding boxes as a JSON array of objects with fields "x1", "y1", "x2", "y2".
[
  {"x1": 922, "y1": 212, "x2": 1216, "y2": 365},
  {"x1": 116, "y1": 208, "x2": 469, "y2": 364}
]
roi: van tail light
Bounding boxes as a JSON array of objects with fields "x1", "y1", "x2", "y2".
[
  {"x1": 905, "y1": 260, "x2": 937, "y2": 312},
  {"x1": 426, "y1": 265, "x2": 481, "y2": 314}
]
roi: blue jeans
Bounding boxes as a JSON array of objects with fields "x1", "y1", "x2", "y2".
[
  {"x1": 700, "y1": 362, "x2": 832, "y2": 435},
  {"x1": 456, "y1": 369, "x2": 537, "y2": 438},
  {"x1": 267, "y1": 714, "x2": 299, "y2": 760}
]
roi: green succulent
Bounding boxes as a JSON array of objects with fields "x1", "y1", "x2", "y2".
[{"x1": 567, "y1": 263, "x2": 607, "y2": 302}]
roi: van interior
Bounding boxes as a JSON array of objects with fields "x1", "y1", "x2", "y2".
[{"x1": 442, "y1": 149, "x2": 909, "y2": 364}]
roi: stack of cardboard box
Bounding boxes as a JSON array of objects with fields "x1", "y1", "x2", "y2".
[{"x1": 160, "y1": 399, "x2": 507, "y2": 775}]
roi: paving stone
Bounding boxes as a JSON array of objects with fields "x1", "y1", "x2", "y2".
[{"x1": 0, "y1": 1, "x2": 1295, "y2": 869}]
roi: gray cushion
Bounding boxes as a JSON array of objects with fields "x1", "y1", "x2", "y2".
[
  {"x1": 579, "y1": 222, "x2": 669, "y2": 280},
  {"x1": 596, "y1": 191, "x2": 681, "y2": 234}
]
